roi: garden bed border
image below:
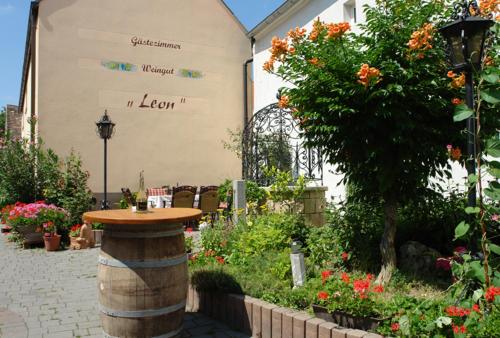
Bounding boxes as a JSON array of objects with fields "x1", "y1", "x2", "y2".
[{"x1": 186, "y1": 285, "x2": 383, "y2": 338}]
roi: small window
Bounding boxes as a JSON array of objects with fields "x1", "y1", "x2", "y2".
[{"x1": 344, "y1": 0, "x2": 357, "y2": 24}]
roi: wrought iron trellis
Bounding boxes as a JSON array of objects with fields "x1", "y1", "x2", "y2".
[{"x1": 242, "y1": 103, "x2": 323, "y2": 186}]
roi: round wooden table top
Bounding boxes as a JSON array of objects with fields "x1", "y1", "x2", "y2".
[{"x1": 83, "y1": 208, "x2": 202, "y2": 225}]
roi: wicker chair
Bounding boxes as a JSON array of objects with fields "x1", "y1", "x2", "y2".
[
  {"x1": 171, "y1": 186, "x2": 197, "y2": 208},
  {"x1": 198, "y1": 186, "x2": 220, "y2": 218}
]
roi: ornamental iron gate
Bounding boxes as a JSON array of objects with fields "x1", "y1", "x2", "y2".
[{"x1": 242, "y1": 103, "x2": 323, "y2": 186}]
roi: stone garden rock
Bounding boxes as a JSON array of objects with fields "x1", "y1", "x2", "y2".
[{"x1": 399, "y1": 241, "x2": 441, "y2": 274}]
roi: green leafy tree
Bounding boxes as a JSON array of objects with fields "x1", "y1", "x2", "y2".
[
  {"x1": 0, "y1": 138, "x2": 60, "y2": 206},
  {"x1": 44, "y1": 151, "x2": 94, "y2": 225},
  {"x1": 266, "y1": 0, "x2": 470, "y2": 283}
]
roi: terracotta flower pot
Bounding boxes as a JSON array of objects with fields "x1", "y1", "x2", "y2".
[
  {"x1": 43, "y1": 234, "x2": 61, "y2": 251},
  {"x1": 312, "y1": 304, "x2": 386, "y2": 331}
]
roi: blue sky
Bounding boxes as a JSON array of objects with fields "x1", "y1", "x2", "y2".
[{"x1": 0, "y1": 0, "x2": 285, "y2": 109}]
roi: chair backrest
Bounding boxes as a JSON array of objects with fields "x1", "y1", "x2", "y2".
[
  {"x1": 147, "y1": 187, "x2": 167, "y2": 196},
  {"x1": 171, "y1": 186, "x2": 197, "y2": 208},
  {"x1": 198, "y1": 186, "x2": 220, "y2": 213},
  {"x1": 121, "y1": 188, "x2": 136, "y2": 206}
]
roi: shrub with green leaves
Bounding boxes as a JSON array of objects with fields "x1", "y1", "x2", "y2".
[
  {"x1": 44, "y1": 151, "x2": 93, "y2": 225},
  {"x1": 217, "y1": 179, "x2": 267, "y2": 205},
  {"x1": 0, "y1": 139, "x2": 59, "y2": 207}
]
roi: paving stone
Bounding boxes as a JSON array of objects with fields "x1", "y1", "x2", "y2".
[{"x1": 0, "y1": 238, "x2": 250, "y2": 338}]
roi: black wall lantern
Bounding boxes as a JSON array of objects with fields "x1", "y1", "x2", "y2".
[
  {"x1": 439, "y1": 2, "x2": 494, "y2": 71},
  {"x1": 439, "y1": 1, "x2": 494, "y2": 208},
  {"x1": 96, "y1": 110, "x2": 115, "y2": 209}
]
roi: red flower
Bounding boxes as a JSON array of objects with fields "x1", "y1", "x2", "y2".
[
  {"x1": 366, "y1": 273, "x2": 374, "y2": 281},
  {"x1": 215, "y1": 256, "x2": 225, "y2": 264},
  {"x1": 353, "y1": 279, "x2": 370, "y2": 299},
  {"x1": 451, "y1": 98, "x2": 463, "y2": 105},
  {"x1": 341, "y1": 272, "x2": 350, "y2": 284},
  {"x1": 485, "y1": 286, "x2": 500, "y2": 302},
  {"x1": 391, "y1": 323, "x2": 400, "y2": 332},
  {"x1": 321, "y1": 270, "x2": 332, "y2": 284},
  {"x1": 472, "y1": 304, "x2": 480, "y2": 313},
  {"x1": 445, "y1": 306, "x2": 470, "y2": 317},
  {"x1": 373, "y1": 285, "x2": 384, "y2": 293},
  {"x1": 452, "y1": 324, "x2": 467, "y2": 334},
  {"x1": 186, "y1": 227, "x2": 193, "y2": 233},
  {"x1": 317, "y1": 291, "x2": 329, "y2": 300},
  {"x1": 341, "y1": 252, "x2": 349, "y2": 261}
]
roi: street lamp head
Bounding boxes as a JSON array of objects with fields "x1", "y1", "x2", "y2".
[
  {"x1": 96, "y1": 110, "x2": 116, "y2": 140},
  {"x1": 439, "y1": 1, "x2": 494, "y2": 71}
]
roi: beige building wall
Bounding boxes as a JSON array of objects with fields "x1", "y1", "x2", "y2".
[{"x1": 32, "y1": 0, "x2": 250, "y2": 195}]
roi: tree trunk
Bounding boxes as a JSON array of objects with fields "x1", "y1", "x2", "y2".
[{"x1": 376, "y1": 196, "x2": 398, "y2": 285}]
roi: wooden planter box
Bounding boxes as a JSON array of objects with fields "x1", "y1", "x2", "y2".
[
  {"x1": 312, "y1": 304, "x2": 385, "y2": 331},
  {"x1": 186, "y1": 285, "x2": 384, "y2": 338}
]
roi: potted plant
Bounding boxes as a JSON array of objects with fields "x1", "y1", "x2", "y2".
[
  {"x1": 6, "y1": 201, "x2": 67, "y2": 248},
  {"x1": 69, "y1": 224, "x2": 82, "y2": 249},
  {"x1": 313, "y1": 271, "x2": 387, "y2": 331},
  {"x1": 42, "y1": 221, "x2": 61, "y2": 251},
  {"x1": 0, "y1": 204, "x2": 15, "y2": 234},
  {"x1": 92, "y1": 222, "x2": 104, "y2": 245}
]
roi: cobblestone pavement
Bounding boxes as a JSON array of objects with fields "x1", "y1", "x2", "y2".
[{"x1": 0, "y1": 237, "x2": 249, "y2": 338}]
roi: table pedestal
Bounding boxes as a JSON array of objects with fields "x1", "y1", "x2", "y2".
[{"x1": 84, "y1": 209, "x2": 201, "y2": 338}]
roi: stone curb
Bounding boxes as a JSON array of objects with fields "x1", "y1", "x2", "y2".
[{"x1": 186, "y1": 285, "x2": 383, "y2": 338}]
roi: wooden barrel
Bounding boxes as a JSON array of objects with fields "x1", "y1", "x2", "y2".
[{"x1": 84, "y1": 209, "x2": 201, "y2": 338}]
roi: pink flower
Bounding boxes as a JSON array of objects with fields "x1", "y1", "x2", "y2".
[
  {"x1": 447, "y1": 144, "x2": 453, "y2": 151},
  {"x1": 492, "y1": 214, "x2": 499, "y2": 222},
  {"x1": 436, "y1": 257, "x2": 452, "y2": 271},
  {"x1": 454, "y1": 246, "x2": 467, "y2": 255},
  {"x1": 391, "y1": 323, "x2": 400, "y2": 332}
]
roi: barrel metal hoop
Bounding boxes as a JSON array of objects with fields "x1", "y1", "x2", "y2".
[
  {"x1": 100, "y1": 300, "x2": 186, "y2": 318},
  {"x1": 98, "y1": 254, "x2": 187, "y2": 268},
  {"x1": 103, "y1": 327, "x2": 183, "y2": 338},
  {"x1": 104, "y1": 228, "x2": 184, "y2": 238}
]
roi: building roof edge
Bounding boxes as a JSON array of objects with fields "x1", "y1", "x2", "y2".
[
  {"x1": 248, "y1": 0, "x2": 308, "y2": 38},
  {"x1": 18, "y1": 1, "x2": 40, "y2": 112}
]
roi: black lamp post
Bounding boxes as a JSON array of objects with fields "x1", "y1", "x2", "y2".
[
  {"x1": 96, "y1": 110, "x2": 116, "y2": 210},
  {"x1": 439, "y1": 1, "x2": 493, "y2": 208}
]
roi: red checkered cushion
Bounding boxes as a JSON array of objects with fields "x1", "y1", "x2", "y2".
[{"x1": 147, "y1": 188, "x2": 167, "y2": 196}]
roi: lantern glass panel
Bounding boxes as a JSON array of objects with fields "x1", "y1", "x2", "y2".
[
  {"x1": 466, "y1": 29, "x2": 485, "y2": 67},
  {"x1": 449, "y1": 34, "x2": 466, "y2": 68}
]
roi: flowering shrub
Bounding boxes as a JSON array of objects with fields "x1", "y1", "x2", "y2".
[
  {"x1": 7, "y1": 201, "x2": 67, "y2": 237},
  {"x1": 266, "y1": 0, "x2": 465, "y2": 283},
  {"x1": 1, "y1": 203, "x2": 16, "y2": 223},
  {"x1": 316, "y1": 271, "x2": 385, "y2": 317}
]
